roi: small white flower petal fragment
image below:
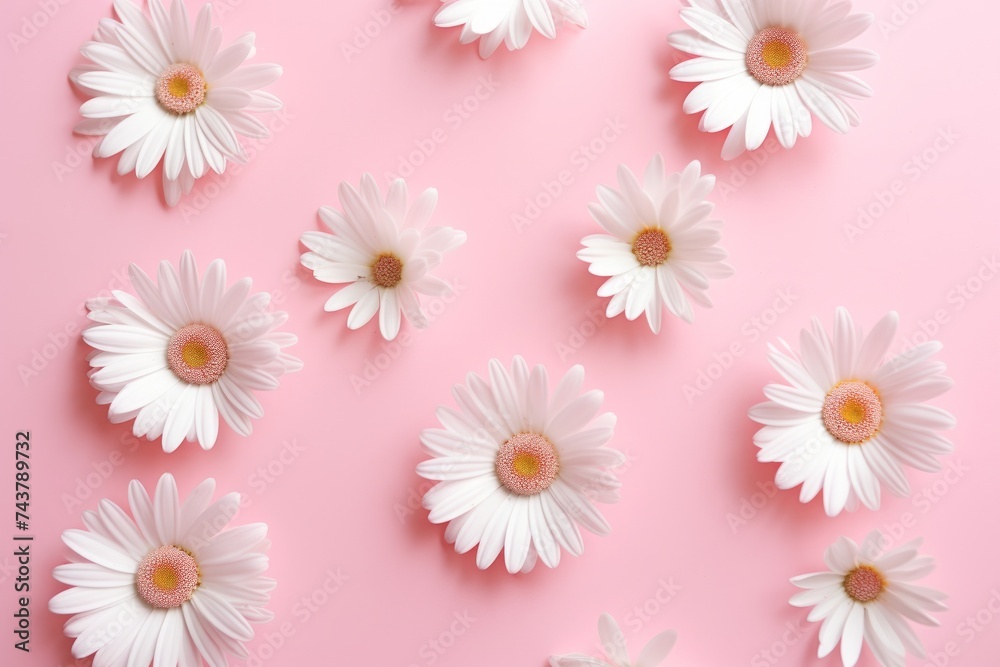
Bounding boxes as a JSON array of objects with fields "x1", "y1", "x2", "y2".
[
  {"x1": 577, "y1": 155, "x2": 734, "y2": 333},
  {"x1": 417, "y1": 357, "x2": 625, "y2": 574},
  {"x1": 49, "y1": 474, "x2": 275, "y2": 666},
  {"x1": 749, "y1": 308, "x2": 955, "y2": 517},
  {"x1": 300, "y1": 173, "x2": 467, "y2": 341},
  {"x1": 790, "y1": 530, "x2": 946, "y2": 667},
  {"x1": 83, "y1": 250, "x2": 301, "y2": 452},
  {"x1": 667, "y1": 0, "x2": 879, "y2": 159},
  {"x1": 435, "y1": 0, "x2": 588, "y2": 58},
  {"x1": 550, "y1": 612, "x2": 678, "y2": 667},
  {"x1": 70, "y1": 0, "x2": 284, "y2": 205}
]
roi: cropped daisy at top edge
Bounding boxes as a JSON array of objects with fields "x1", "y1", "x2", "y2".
[
  {"x1": 434, "y1": 0, "x2": 588, "y2": 58},
  {"x1": 668, "y1": 0, "x2": 878, "y2": 159}
]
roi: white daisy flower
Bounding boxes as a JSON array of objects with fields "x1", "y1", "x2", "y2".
[
  {"x1": 577, "y1": 155, "x2": 734, "y2": 333},
  {"x1": 49, "y1": 474, "x2": 275, "y2": 666},
  {"x1": 84, "y1": 250, "x2": 301, "y2": 452},
  {"x1": 300, "y1": 173, "x2": 467, "y2": 341},
  {"x1": 667, "y1": 0, "x2": 879, "y2": 159},
  {"x1": 417, "y1": 357, "x2": 624, "y2": 573},
  {"x1": 790, "y1": 530, "x2": 946, "y2": 667},
  {"x1": 70, "y1": 0, "x2": 284, "y2": 205},
  {"x1": 749, "y1": 308, "x2": 955, "y2": 517},
  {"x1": 434, "y1": 0, "x2": 588, "y2": 58},
  {"x1": 551, "y1": 612, "x2": 678, "y2": 667}
]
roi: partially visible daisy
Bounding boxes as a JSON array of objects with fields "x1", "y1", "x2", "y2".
[
  {"x1": 50, "y1": 474, "x2": 274, "y2": 666},
  {"x1": 435, "y1": 0, "x2": 588, "y2": 58},
  {"x1": 790, "y1": 530, "x2": 946, "y2": 667},
  {"x1": 667, "y1": 0, "x2": 878, "y2": 159},
  {"x1": 577, "y1": 155, "x2": 733, "y2": 332},
  {"x1": 417, "y1": 357, "x2": 624, "y2": 573},
  {"x1": 70, "y1": 0, "x2": 284, "y2": 205},
  {"x1": 84, "y1": 250, "x2": 301, "y2": 452},
  {"x1": 300, "y1": 173, "x2": 466, "y2": 341},
  {"x1": 749, "y1": 308, "x2": 955, "y2": 516},
  {"x1": 550, "y1": 612, "x2": 678, "y2": 667}
]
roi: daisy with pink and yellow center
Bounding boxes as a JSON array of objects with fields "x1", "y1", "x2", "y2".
[
  {"x1": 577, "y1": 155, "x2": 734, "y2": 333},
  {"x1": 83, "y1": 251, "x2": 301, "y2": 452},
  {"x1": 70, "y1": 0, "x2": 284, "y2": 205},
  {"x1": 49, "y1": 474, "x2": 275, "y2": 666},
  {"x1": 417, "y1": 357, "x2": 625, "y2": 574},
  {"x1": 668, "y1": 0, "x2": 879, "y2": 159},
  {"x1": 750, "y1": 308, "x2": 955, "y2": 516},
  {"x1": 790, "y1": 530, "x2": 947, "y2": 667},
  {"x1": 300, "y1": 173, "x2": 467, "y2": 341}
]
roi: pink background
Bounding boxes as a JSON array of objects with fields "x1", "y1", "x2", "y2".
[{"x1": 2, "y1": 0, "x2": 999, "y2": 665}]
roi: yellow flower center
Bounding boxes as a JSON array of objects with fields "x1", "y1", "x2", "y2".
[
  {"x1": 181, "y1": 341, "x2": 209, "y2": 369},
  {"x1": 761, "y1": 40, "x2": 793, "y2": 68}
]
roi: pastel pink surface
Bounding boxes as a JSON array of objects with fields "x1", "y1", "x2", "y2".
[{"x1": 2, "y1": 1, "x2": 999, "y2": 666}]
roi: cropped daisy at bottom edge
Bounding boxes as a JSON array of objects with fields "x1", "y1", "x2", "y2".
[{"x1": 550, "y1": 612, "x2": 678, "y2": 667}]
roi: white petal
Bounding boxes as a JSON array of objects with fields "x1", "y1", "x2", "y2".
[
  {"x1": 324, "y1": 281, "x2": 375, "y2": 312},
  {"x1": 347, "y1": 287, "x2": 380, "y2": 329},
  {"x1": 378, "y1": 288, "x2": 402, "y2": 340},
  {"x1": 636, "y1": 629, "x2": 678, "y2": 667},
  {"x1": 214, "y1": 63, "x2": 282, "y2": 90},
  {"x1": 668, "y1": 29, "x2": 743, "y2": 59},
  {"x1": 598, "y1": 613, "x2": 629, "y2": 664},
  {"x1": 153, "y1": 474, "x2": 181, "y2": 545},
  {"x1": 678, "y1": 6, "x2": 749, "y2": 51},
  {"x1": 476, "y1": 494, "x2": 515, "y2": 569},
  {"x1": 503, "y1": 496, "x2": 532, "y2": 572},
  {"x1": 205, "y1": 32, "x2": 254, "y2": 81},
  {"x1": 524, "y1": 0, "x2": 556, "y2": 39},
  {"x1": 96, "y1": 106, "x2": 165, "y2": 157},
  {"x1": 744, "y1": 84, "x2": 772, "y2": 150},
  {"x1": 804, "y1": 12, "x2": 874, "y2": 51},
  {"x1": 49, "y1": 585, "x2": 136, "y2": 615},
  {"x1": 794, "y1": 78, "x2": 849, "y2": 134},
  {"x1": 702, "y1": 74, "x2": 761, "y2": 132},
  {"x1": 670, "y1": 56, "x2": 748, "y2": 82},
  {"x1": 840, "y1": 603, "x2": 866, "y2": 667},
  {"x1": 190, "y1": 588, "x2": 253, "y2": 641}
]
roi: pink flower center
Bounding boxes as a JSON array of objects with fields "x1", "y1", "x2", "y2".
[
  {"x1": 166, "y1": 324, "x2": 229, "y2": 385},
  {"x1": 371, "y1": 253, "x2": 404, "y2": 288},
  {"x1": 495, "y1": 432, "x2": 560, "y2": 495},
  {"x1": 843, "y1": 565, "x2": 885, "y2": 603},
  {"x1": 155, "y1": 64, "x2": 207, "y2": 115},
  {"x1": 632, "y1": 228, "x2": 671, "y2": 267},
  {"x1": 746, "y1": 27, "x2": 808, "y2": 86},
  {"x1": 135, "y1": 546, "x2": 200, "y2": 609},
  {"x1": 822, "y1": 380, "x2": 882, "y2": 444}
]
